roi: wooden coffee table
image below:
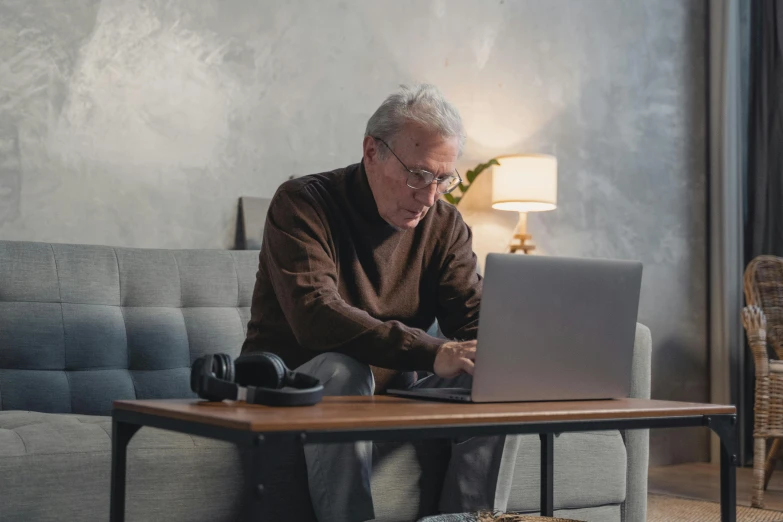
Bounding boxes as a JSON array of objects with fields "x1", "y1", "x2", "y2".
[{"x1": 110, "y1": 397, "x2": 737, "y2": 522}]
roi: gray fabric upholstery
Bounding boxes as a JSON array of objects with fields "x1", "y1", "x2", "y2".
[
  {"x1": 372, "y1": 441, "x2": 451, "y2": 522},
  {"x1": 0, "y1": 240, "x2": 650, "y2": 521},
  {"x1": 0, "y1": 241, "x2": 255, "y2": 414},
  {"x1": 0, "y1": 411, "x2": 627, "y2": 522},
  {"x1": 506, "y1": 432, "x2": 626, "y2": 512},
  {"x1": 620, "y1": 323, "x2": 652, "y2": 522},
  {"x1": 550, "y1": 504, "x2": 621, "y2": 522},
  {"x1": 0, "y1": 411, "x2": 244, "y2": 522},
  {"x1": 0, "y1": 412, "x2": 447, "y2": 522}
]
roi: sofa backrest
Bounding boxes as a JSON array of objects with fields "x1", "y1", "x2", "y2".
[{"x1": 0, "y1": 240, "x2": 259, "y2": 416}]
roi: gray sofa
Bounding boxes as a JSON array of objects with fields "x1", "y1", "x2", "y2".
[{"x1": 0, "y1": 239, "x2": 651, "y2": 522}]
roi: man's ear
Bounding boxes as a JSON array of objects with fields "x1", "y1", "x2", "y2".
[{"x1": 362, "y1": 135, "x2": 378, "y2": 165}]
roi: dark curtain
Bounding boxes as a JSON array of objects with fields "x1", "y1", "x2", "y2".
[
  {"x1": 746, "y1": 0, "x2": 783, "y2": 260},
  {"x1": 742, "y1": 0, "x2": 783, "y2": 465}
]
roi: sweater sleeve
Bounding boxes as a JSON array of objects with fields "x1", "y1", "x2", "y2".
[
  {"x1": 435, "y1": 211, "x2": 483, "y2": 341},
  {"x1": 263, "y1": 186, "x2": 445, "y2": 371}
]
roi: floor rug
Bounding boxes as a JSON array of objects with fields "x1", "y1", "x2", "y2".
[{"x1": 648, "y1": 494, "x2": 783, "y2": 521}]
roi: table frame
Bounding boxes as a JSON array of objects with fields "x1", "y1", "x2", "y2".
[{"x1": 110, "y1": 408, "x2": 737, "y2": 521}]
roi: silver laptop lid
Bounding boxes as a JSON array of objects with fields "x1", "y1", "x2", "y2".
[{"x1": 471, "y1": 254, "x2": 642, "y2": 402}]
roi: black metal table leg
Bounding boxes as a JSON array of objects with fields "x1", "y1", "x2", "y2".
[
  {"x1": 243, "y1": 433, "x2": 308, "y2": 522},
  {"x1": 720, "y1": 444, "x2": 737, "y2": 522},
  {"x1": 244, "y1": 434, "x2": 267, "y2": 522},
  {"x1": 540, "y1": 432, "x2": 554, "y2": 517},
  {"x1": 708, "y1": 415, "x2": 737, "y2": 522},
  {"x1": 110, "y1": 418, "x2": 141, "y2": 522}
]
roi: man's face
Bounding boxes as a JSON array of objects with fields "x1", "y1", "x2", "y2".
[{"x1": 363, "y1": 123, "x2": 460, "y2": 230}]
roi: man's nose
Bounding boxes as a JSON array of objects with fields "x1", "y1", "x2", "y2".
[{"x1": 416, "y1": 183, "x2": 439, "y2": 207}]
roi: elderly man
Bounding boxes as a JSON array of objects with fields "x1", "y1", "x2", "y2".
[{"x1": 241, "y1": 84, "x2": 519, "y2": 522}]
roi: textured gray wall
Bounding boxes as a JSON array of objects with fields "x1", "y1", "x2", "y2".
[
  {"x1": 456, "y1": 0, "x2": 708, "y2": 467},
  {"x1": 524, "y1": 1, "x2": 709, "y2": 467},
  {"x1": 0, "y1": 0, "x2": 707, "y2": 465}
]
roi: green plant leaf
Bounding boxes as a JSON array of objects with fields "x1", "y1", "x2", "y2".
[
  {"x1": 450, "y1": 157, "x2": 501, "y2": 206},
  {"x1": 466, "y1": 158, "x2": 499, "y2": 184}
]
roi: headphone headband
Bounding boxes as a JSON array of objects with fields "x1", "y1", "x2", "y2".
[
  {"x1": 247, "y1": 385, "x2": 323, "y2": 407},
  {"x1": 289, "y1": 370, "x2": 320, "y2": 390}
]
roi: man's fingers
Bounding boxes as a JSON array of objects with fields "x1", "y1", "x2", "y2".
[{"x1": 434, "y1": 340, "x2": 478, "y2": 378}]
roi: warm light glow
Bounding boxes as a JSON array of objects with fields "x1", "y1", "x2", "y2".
[
  {"x1": 492, "y1": 201, "x2": 557, "y2": 212},
  {"x1": 491, "y1": 154, "x2": 558, "y2": 213}
]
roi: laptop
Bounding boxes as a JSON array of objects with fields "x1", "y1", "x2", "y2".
[{"x1": 388, "y1": 253, "x2": 643, "y2": 403}]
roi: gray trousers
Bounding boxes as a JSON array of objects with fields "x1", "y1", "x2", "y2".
[{"x1": 296, "y1": 353, "x2": 521, "y2": 522}]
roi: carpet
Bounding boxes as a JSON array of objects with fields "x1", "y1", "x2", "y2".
[{"x1": 649, "y1": 494, "x2": 783, "y2": 521}]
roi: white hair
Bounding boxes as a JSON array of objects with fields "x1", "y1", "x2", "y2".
[{"x1": 365, "y1": 84, "x2": 465, "y2": 158}]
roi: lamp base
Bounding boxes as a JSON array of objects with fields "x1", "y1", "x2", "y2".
[
  {"x1": 509, "y1": 233, "x2": 536, "y2": 254},
  {"x1": 508, "y1": 212, "x2": 536, "y2": 254}
]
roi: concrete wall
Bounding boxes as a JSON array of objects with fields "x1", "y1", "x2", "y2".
[{"x1": 0, "y1": 0, "x2": 707, "y2": 465}]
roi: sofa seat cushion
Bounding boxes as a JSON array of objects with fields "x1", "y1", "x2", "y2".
[
  {"x1": 0, "y1": 412, "x2": 627, "y2": 521},
  {"x1": 0, "y1": 411, "x2": 244, "y2": 522},
  {"x1": 373, "y1": 440, "x2": 450, "y2": 521},
  {"x1": 0, "y1": 411, "x2": 451, "y2": 522},
  {"x1": 507, "y1": 431, "x2": 627, "y2": 512}
]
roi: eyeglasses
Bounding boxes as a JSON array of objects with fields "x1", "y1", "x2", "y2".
[{"x1": 372, "y1": 137, "x2": 462, "y2": 195}]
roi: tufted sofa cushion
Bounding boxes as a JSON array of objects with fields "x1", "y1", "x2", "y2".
[{"x1": 0, "y1": 241, "x2": 259, "y2": 415}]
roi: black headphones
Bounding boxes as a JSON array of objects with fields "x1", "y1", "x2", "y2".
[{"x1": 190, "y1": 352, "x2": 324, "y2": 407}]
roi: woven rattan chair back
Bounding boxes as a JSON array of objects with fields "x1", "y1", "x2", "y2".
[
  {"x1": 745, "y1": 255, "x2": 783, "y2": 359},
  {"x1": 743, "y1": 255, "x2": 783, "y2": 508}
]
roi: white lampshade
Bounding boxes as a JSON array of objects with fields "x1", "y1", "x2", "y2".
[{"x1": 491, "y1": 154, "x2": 558, "y2": 212}]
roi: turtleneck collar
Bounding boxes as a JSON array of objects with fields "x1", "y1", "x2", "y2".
[{"x1": 351, "y1": 161, "x2": 399, "y2": 232}]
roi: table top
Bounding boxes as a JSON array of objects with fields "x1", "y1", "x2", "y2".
[{"x1": 113, "y1": 396, "x2": 735, "y2": 433}]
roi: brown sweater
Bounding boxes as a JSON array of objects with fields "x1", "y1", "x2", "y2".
[{"x1": 241, "y1": 162, "x2": 482, "y2": 390}]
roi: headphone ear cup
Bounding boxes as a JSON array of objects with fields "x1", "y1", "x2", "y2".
[
  {"x1": 233, "y1": 352, "x2": 324, "y2": 406},
  {"x1": 191, "y1": 353, "x2": 238, "y2": 402},
  {"x1": 190, "y1": 355, "x2": 210, "y2": 395},
  {"x1": 234, "y1": 352, "x2": 287, "y2": 389},
  {"x1": 216, "y1": 353, "x2": 234, "y2": 383},
  {"x1": 257, "y1": 352, "x2": 287, "y2": 389}
]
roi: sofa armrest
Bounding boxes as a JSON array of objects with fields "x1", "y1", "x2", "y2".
[
  {"x1": 621, "y1": 323, "x2": 652, "y2": 522},
  {"x1": 629, "y1": 323, "x2": 652, "y2": 400}
]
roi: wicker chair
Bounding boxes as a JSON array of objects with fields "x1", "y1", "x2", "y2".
[{"x1": 742, "y1": 255, "x2": 783, "y2": 508}]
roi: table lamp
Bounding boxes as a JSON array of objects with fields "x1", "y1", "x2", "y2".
[{"x1": 491, "y1": 154, "x2": 558, "y2": 254}]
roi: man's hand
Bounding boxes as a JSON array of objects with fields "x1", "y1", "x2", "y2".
[{"x1": 433, "y1": 340, "x2": 477, "y2": 378}]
